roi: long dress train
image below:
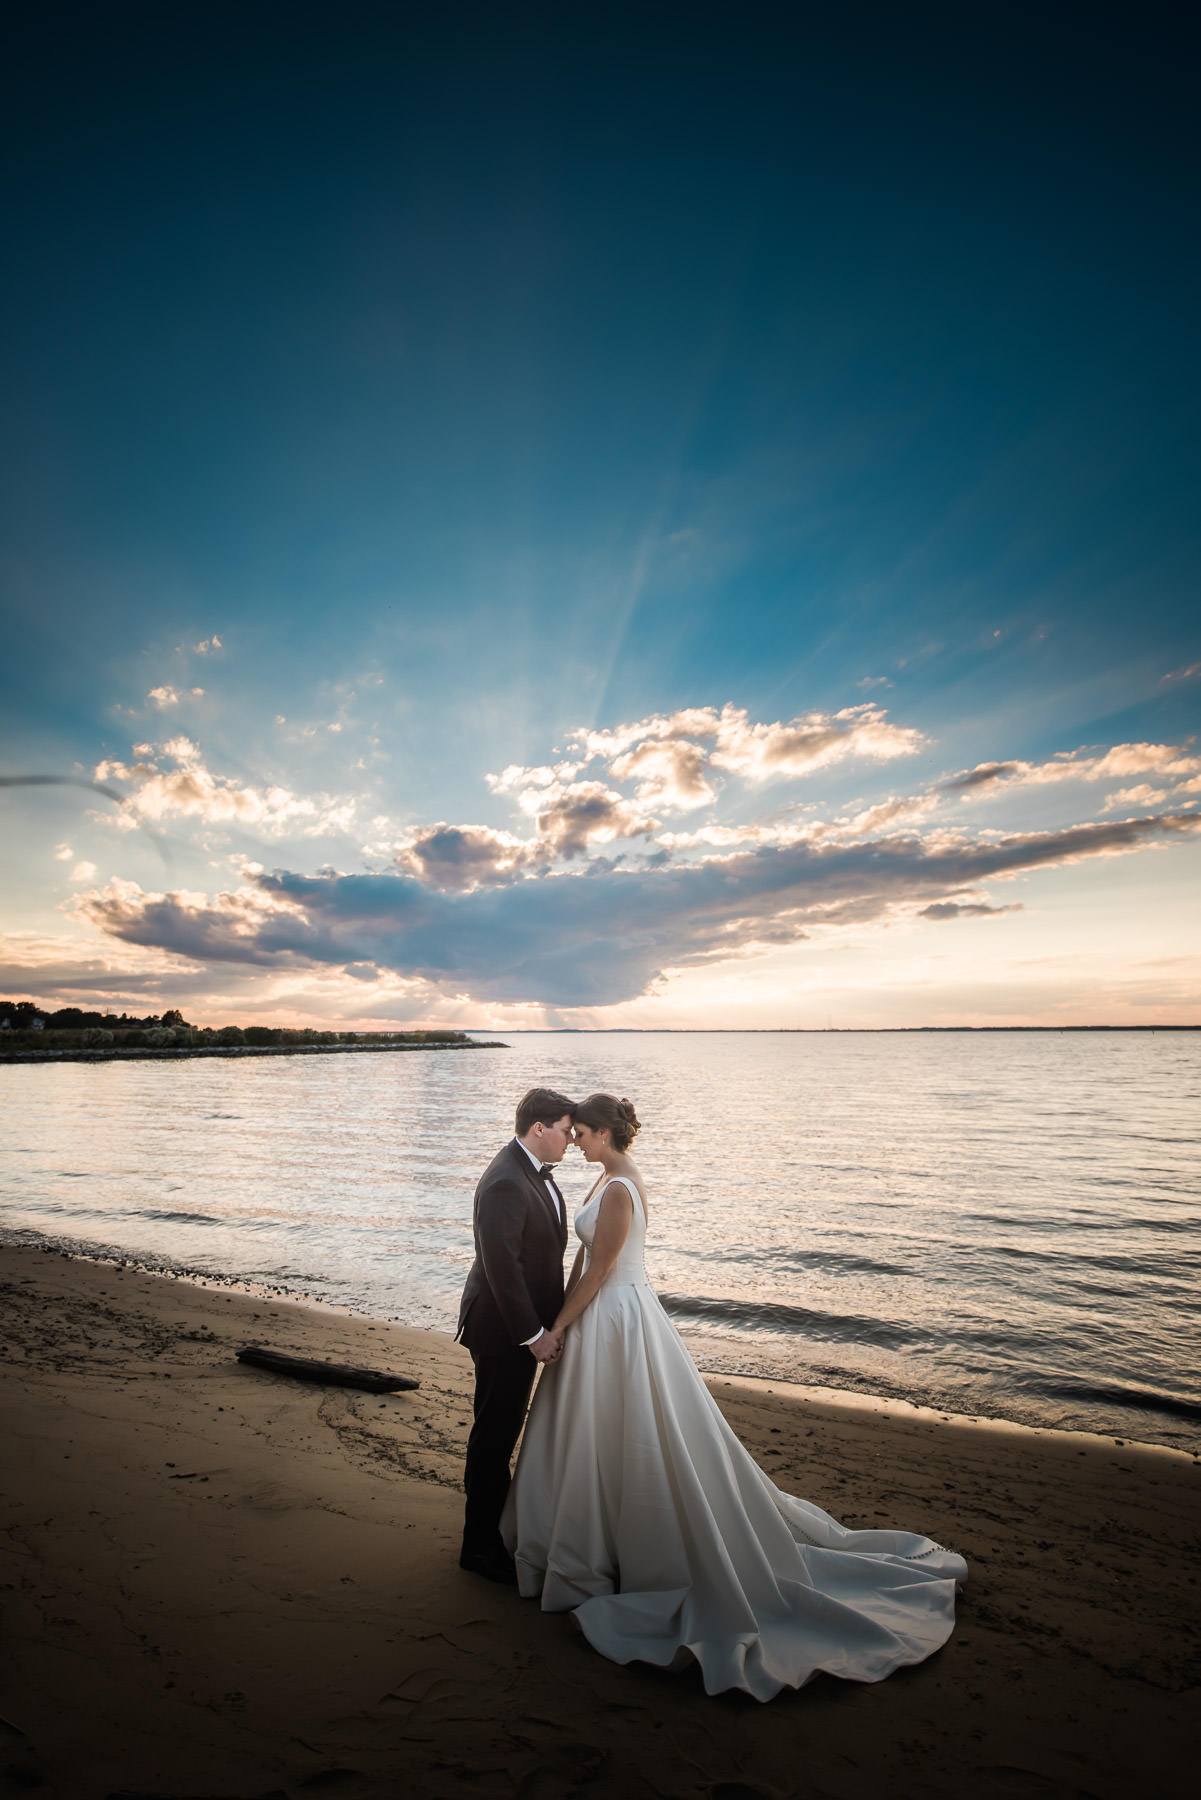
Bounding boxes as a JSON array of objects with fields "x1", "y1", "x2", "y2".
[{"x1": 501, "y1": 1176, "x2": 966, "y2": 1702}]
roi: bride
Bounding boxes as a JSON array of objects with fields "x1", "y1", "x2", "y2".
[{"x1": 501, "y1": 1092, "x2": 967, "y2": 1702}]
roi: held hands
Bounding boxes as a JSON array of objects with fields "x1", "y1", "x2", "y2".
[{"x1": 530, "y1": 1327, "x2": 564, "y2": 1364}]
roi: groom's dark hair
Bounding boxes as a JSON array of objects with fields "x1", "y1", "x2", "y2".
[{"x1": 515, "y1": 1087, "x2": 577, "y2": 1137}]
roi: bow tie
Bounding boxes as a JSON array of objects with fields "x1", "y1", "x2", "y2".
[{"x1": 537, "y1": 1165, "x2": 559, "y2": 1181}]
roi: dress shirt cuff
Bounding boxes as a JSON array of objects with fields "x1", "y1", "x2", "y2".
[{"x1": 521, "y1": 1327, "x2": 546, "y2": 1347}]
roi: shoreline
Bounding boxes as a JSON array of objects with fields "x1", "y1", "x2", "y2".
[
  {"x1": 468, "y1": 1029, "x2": 1201, "y2": 1044},
  {"x1": 6, "y1": 1225, "x2": 1197, "y2": 1461},
  {"x1": 1, "y1": 1239, "x2": 1196, "y2": 1798},
  {"x1": 717, "y1": 1373, "x2": 1200, "y2": 1465},
  {"x1": 0, "y1": 1039, "x2": 508, "y2": 1064}
]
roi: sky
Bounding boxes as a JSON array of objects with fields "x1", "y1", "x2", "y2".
[{"x1": 2, "y1": 1, "x2": 1199, "y2": 1030}]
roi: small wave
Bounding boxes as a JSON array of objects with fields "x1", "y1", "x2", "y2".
[
  {"x1": 658, "y1": 1291, "x2": 918, "y2": 1350},
  {"x1": 1031, "y1": 1376, "x2": 1201, "y2": 1422},
  {"x1": 722, "y1": 1247, "x2": 913, "y2": 1279}
]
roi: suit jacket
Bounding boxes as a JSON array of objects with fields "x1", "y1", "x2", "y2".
[{"x1": 456, "y1": 1139, "x2": 569, "y2": 1353}]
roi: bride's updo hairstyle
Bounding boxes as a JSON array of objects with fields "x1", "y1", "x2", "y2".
[{"x1": 574, "y1": 1092, "x2": 641, "y2": 1152}]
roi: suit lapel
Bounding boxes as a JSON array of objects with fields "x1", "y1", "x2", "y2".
[
  {"x1": 547, "y1": 1170, "x2": 568, "y2": 1251},
  {"x1": 510, "y1": 1139, "x2": 566, "y2": 1243}
]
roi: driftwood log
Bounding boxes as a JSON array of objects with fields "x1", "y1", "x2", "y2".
[{"x1": 236, "y1": 1345, "x2": 420, "y2": 1392}]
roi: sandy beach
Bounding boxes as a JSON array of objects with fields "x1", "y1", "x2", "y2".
[{"x1": 1, "y1": 1243, "x2": 1196, "y2": 1800}]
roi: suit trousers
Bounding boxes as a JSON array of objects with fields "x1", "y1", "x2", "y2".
[{"x1": 462, "y1": 1342, "x2": 536, "y2": 1558}]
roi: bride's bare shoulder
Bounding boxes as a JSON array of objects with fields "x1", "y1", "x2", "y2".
[{"x1": 607, "y1": 1165, "x2": 647, "y2": 1215}]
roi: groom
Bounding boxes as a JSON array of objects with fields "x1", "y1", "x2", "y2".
[{"x1": 456, "y1": 1086, "x2": 576, "y2": 1583}]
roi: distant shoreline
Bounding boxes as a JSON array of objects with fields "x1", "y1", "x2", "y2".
[
  {"x1": 4, "y1": 1026, "x2": 1196, "y2": 1063},
  {"x1": 458, "y1": 1024, "x2": 1200, "y2": 1032},
  {"x1": 0, "y1": 1038, "x2": 509, "y2": 1065}
]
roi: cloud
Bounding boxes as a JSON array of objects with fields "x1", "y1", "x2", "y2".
[
  {"x1": 1162, "y1": 661, "x2": 1201, "y2": 683},
  {"x1": 69, "y1": 861, "x2": 98, "y2": 883},
  {"x1": 710, "y1": 704, "x2": 926, "y2": 780},
  {"x1": 918, "y1": 901, "x2": 1023, "y2": 920},
  {"x1": 53, "y1": 843, "x2": 73, "y2": 862},
  {"x1": 940, "y1": 742, "x2": 1201, "y2": 796},
  {"x1": 654, "y1": 793, "x2": 937, "y2": 853},
  {"x1": 75, "y1": 877, "x2": 313, "y2": 968},
  {"x1": 1089, "y1": 743, "x2": 1200, "y2": 780},
  {"x1": 75, "y1": 809, "x2": 1201, "y2": 1008},
  {"x1": 147, "y1": 684, "x2": 205, "y2": 707},
  {"x1": 572, "y1": 708, "x2": 724, "y2": 762},
  {"x1": 487, "y1": 760, "x2": 584, "y2": 794},
  {"x1": 193, "y1": 636, "x2": 222, "y2": 654},
  {"x1": 487, "y1": 762, "x2": 659, "y2": 854},
  {"x1": 394, "y1": 823, "x2": 548, "y2": 890},
  {"x1": 656, "y1": 822, "x2": 793, "y2": 850},
  {"x1": 92, "y1": 738, "x2": 356, "y2": 836},
  {"x1": 938, "y1": 762, "x2": 1024, "y2": 793},
  {"x1": 481, "y1": 703, "x2": 933, "y2": 864},
  {"x1": 570, "y1": 702, "x2": 926, "y2": 794},
  {"x1": 0, "y1": 930, "x2": 204, "y2": 999},
  {"x1": 606, "y1": 738, "x2": 716, "y2": 810},
  {"x1": 825, "y1": 794, "x2": 941, "y2": 838},
  {"x1": 1100, "y1": 784, "x2": 1163, "y2": 812},
  {"x1": 856, "y1": 675, "x2": 894, "y2": 689},
  {"x1": 533, "y1": 781, "x2": 659, "y2": 855}
]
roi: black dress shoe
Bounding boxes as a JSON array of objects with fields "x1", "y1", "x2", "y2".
[{"x1": 459, "y1": 1547, "x2": 518, "y2": 1585}]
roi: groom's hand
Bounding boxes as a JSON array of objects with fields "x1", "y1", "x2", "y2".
[{"x1": 529, "y1": 1329, "x2": 562, "y2": 1364}]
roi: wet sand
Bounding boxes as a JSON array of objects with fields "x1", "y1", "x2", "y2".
[{"x1": 1, "y1": 1242, "x2": 1196, "y2": 1799}]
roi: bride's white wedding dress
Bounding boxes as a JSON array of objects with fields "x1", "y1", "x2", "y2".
[{"x1": 501, "y1": 1176, "x2": 966, "y2": 1702}]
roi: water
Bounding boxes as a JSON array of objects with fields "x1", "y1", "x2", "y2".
[{"x1": 2, "y1": 1031, "x2": 1198, "y2": 1451}]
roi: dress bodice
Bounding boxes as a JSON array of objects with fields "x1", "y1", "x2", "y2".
[{"x1": 575, "y1": 1175, "x2": 649, "y2": 1288}]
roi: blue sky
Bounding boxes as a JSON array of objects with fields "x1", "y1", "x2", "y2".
[{"x1": 2, "y1": 2, "x2": 1198, "y2": 1027}]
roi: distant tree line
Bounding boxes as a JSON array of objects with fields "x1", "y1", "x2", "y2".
[
  {"x1": 0, "y1": 1000, "x2": 190, "y2": 1031},
  {"x1": 0, "y1": 999, "x2": 474, "y2": 1052}
]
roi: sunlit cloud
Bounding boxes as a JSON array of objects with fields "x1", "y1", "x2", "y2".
[
  {"x1": 823, "y1": 794, "x2": 942, "y2": 838},
  {"x1": 571, "y1": 702, "x2": 925, "y2": 790},
  {"x1": 606, "y1": 738, "x2": 716, "y2": 810},
  {"x1": 488, "y1": 761, "x2": 659, "y2": 853},
  {"x1": 1090, "y1": 743, "x2": 1201, "y2": 780},
  {"x1": 394, "y1": 823, "x2": 549, "y2": 890},
  {"x1": 1101, "y1": 784, "x2": 1164, "y2": 812},
  {"x1": 92, "y1": 737, "x2": 356, "y2": 836},
  {"x1": 487, "y1": 760, "x2": 585, "y2": 794},
  {"x1": 146, "y1": 684, "x2": 204, "y2": 708},
  {"x1": 918, "y1": 900, "x2": 1023, "y2": 920},
  {"x1": 940, "y1": 741, "x2": 1201, "y2": 796},
  {"x1": 532, "y1": 780, "x2": 659, "y2": 855},
  {"x1": 656, "y1": 822, "x2": 798, "y2": 850},
  {"x1": 73, "y1": 809, "x2": 1201, "y2": 1007},
  {"x1": 74, "y1": 876, "x2": 312, "y2": 967}
]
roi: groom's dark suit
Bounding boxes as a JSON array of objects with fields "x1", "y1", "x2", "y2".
[{"x1": 457, "y1": 1138, "x2": 568, "y2": 1560}]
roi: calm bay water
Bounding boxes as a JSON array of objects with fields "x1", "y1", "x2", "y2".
[{"x1": 2, "y1": 1031, "x2": 1198, "y2": 1451}]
